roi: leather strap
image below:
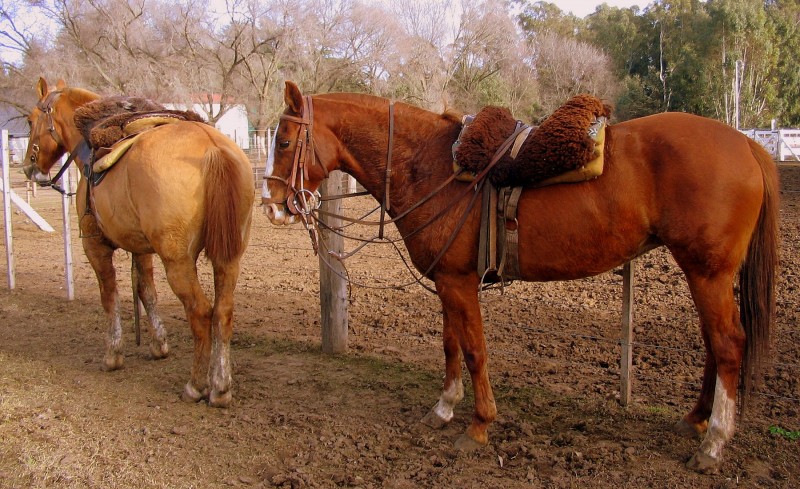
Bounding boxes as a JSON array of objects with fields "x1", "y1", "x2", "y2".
[{"x1": 498, "y1": 186, "x2": 523, "y2": 279}]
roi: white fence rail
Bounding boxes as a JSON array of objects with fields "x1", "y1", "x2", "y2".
[{"x1": 741, "y1": 128, "x2": 800, "y2": 161}]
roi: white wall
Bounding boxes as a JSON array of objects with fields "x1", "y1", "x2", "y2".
[{"x1": 166, "y1": 103, "x2": 250, "y2": 150}]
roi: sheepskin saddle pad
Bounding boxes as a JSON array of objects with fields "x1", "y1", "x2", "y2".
[
  {"x1": 74, "y1": 96, "x2": 205, "y2": 173},
  {"x1": 452, "y1": 94, "x2": 612, "y2": 188}
]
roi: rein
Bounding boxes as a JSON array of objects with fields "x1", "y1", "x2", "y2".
[{"x1": 271, "y1": 95, "x2": 530, "y2": 292}]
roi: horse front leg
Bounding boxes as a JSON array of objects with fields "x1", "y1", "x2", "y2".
[
  {"x1": 132, "y1": 253, "x2": 169, "y2": 360},
  {"x1": 207, "y1": 257, "x2": 243, "y2": 408},
  {"x1": 82, "y1": 235, "x2": 123, "y2": 371},
  {"x1": 433, "y1": 273, "x2": 496, "y2": 449},
  {"x1": 421, "y1": 304, "x2": 464, "y2": 429}
]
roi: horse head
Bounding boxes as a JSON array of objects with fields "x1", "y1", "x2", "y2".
[
  {"x1": 263, "y1": 81, "x2": 335, "y2": 226},
  {"x1": 23, "y1": 77, "x2": 99, "y2": 187},
  {"x1": 23, "y1": 78, "x2": 70, "y2": 184}
]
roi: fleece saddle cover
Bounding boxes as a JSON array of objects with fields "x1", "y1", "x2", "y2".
[
  {"x1": 455, "y1": 94, "x2": 612, "y2": 284},
  {"x1": 453, "y1": 94, "x2": 611, "y2": 188},
  {"x1": 74, "y1": 96, "x2": 206, "y2": 178}
]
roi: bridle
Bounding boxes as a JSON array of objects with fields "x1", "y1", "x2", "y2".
[
  {"x1": 264, "y1": 95, "x2": 329, "y2": 217},
  {"x1": 267, "y1": 94, "x2": 531, "y2": 293},
  {"x1": 27, "y1": 90, "x2": 88, "y2": 195}
]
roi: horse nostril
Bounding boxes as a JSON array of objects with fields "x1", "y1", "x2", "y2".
[{"x1": 265, "y1": 203, "x2": 279, "y2": 222}]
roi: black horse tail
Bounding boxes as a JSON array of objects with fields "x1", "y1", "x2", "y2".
[{"x1": 738, "y1": 138, "x2": 779, "y2": 413}]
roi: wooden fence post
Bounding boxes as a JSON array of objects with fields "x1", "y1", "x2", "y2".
[
  {"x1": 319, "y1": 171, "x2": 348, "y2": 353},
  {"x1": 620, "y1": 260, "x2": 634, "y2": 406}
]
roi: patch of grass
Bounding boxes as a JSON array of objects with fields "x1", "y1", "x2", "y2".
[{"x1": 768, "y1": 425, "x2": 800, "y2": 441}]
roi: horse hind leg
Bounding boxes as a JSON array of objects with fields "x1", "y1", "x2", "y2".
[
  {"x1": 675, "y1": 326, "x2": 715, "y2": 437},
  {"x1": 162, "y1": 257, "x2": 213, "y2": 403},
  {"x1": 82, "y1": 236, "x2": 124, "y2": 371},
  {"x1": 207, "y1": 257, "x2": 244, "y2": 408},
  {"x1": 683, "y1": 272, "x2": 745, "y2": 474},
  {"x1": 132, "y1": 253, "x2": 169, "y2": 359}
]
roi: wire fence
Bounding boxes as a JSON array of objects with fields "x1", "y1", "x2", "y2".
[{"x1": 2, "y1": 154, "x2": 799, "y2": 416}]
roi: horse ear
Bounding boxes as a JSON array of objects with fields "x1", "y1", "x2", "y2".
[
  {"x1": 36, "y1": 77, "x2": 48, "y2": 99},
  {"x1": 55, "y1": 79, "x2": 67, "y2": 90},
  {"x1": 284, "y1": 81, "x2": 304, "y2": 114}
]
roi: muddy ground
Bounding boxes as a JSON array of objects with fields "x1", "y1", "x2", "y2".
[{"x1": 0, "y1": 163, "x2": 798, "y2": 488}]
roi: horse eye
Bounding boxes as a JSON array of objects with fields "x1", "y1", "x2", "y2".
[{"x1": 279, "y1": 140, "x2": 290, "y2": 149}]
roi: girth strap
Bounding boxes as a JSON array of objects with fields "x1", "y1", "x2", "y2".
[
  {"x1": 498, "y1": 186, "x2": 523, "y2": 279},
  {"x1": 478, "y1": 184, "x2": 524, "y2": 284}
]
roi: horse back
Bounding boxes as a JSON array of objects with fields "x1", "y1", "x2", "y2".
[
  {"x1": 513, "y1": 112, "x2": 767, "y2": 281},
  {"x1": 88, "y1": 122, "x2": 252, "y2": 257}
]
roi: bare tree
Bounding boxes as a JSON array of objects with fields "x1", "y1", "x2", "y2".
[
  {"x1": 533, "y1": 31, "x2": 618, "y2": 116},
  {"x1": 388, "y1": 0, "x2": 454, "y2": 110}
]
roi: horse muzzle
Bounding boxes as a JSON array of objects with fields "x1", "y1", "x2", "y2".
[
  {"x1": 23, "y1": 164, "x2": 51, "y2": 185},
  {"x1": 263, "y1": 201, "x2": 300, "y2": 225}
]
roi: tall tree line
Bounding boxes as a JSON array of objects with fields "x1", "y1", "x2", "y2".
[{"x1": 1, "y1": 0, "x2": 798, "y2": 139}]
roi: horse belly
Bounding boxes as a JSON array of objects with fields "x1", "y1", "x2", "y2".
[
  {"x1": 514, "y1": 189, "x2": 653, "y2": 282},
  {"x1": 90, "y1": 165, "x2": 204, "y2": 256}
]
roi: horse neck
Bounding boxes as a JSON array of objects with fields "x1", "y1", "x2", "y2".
[
  {"x1": 56, "y1": 87, "x2": 100, "y2": 151},
  {"x1": 326, "y1": 98, "x2": 458, "y2": 215}
]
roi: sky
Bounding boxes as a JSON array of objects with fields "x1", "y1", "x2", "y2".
[{"x1": 548, "y1": 0, "x2": 646, "y2": 18}]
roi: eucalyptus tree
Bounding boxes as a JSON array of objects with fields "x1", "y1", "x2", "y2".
[
  {"x1": 769, "y1": 0, "x2": 800, "y2": 126},
  {"x1": 702, "y1": 0, "x2": 778, "y2": 127}
]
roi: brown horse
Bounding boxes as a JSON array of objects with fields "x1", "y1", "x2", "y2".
[
  {"x1": 264, "y1": 81, "x2": 778, "y2": 473},
  {"x1": 23, "y1": 78, "x2": 254, "y2": 407}
]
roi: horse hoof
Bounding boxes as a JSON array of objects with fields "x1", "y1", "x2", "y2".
[
  {"x1": 420, "y1": 409, "x2": 449, "y2": 430},
  {"x1": 686, "y1": 451, "x2": 721, "y2": 474},
  {"x1": 181, "y1": 383, "x2": 206, "y2": 403},
  {"x1": 101, "y1": 353, "x2": 124, "y2": 371},
  {"x1": 674, "y1": 419, "x2": 706, "y2": 439},
  {"x1": 454, "y1": 433, "x2": 487, "y2": 452},
  {"x1": 149, "y1": 340, "x2": 170, "y2": 360},
  {"x1": 209, "y1": 390, "x2": 232, "y2": 408}
]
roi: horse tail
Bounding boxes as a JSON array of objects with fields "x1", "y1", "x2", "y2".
[
  {"x1": 202, "y1": 146, "x2": 252, "y2": 264},
  {"x1": 738, "y1": 138, "x2": 779, "y2": 412}
]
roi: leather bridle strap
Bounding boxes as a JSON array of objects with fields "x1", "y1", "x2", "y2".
[
  {"x1": 32, "y1": 90, "x2": 89, "y2": 196},
  {"x1": 378, "y1": 102, "x2": 395, "y2": 239},
  {"x1": 36, "y1": 90, "x2": 67, "y2": 148},
  {"x1": 46, "y1": 142, "x2": 88, "y2": 196}
]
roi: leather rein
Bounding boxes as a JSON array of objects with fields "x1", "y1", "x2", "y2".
[{"x1": 267, "y1": 96, "x2": 529, "y2": 292}]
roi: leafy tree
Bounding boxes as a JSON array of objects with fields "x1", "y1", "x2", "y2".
[{"x1": 768, "y1": 0, "x2": 800, "y2": 126}]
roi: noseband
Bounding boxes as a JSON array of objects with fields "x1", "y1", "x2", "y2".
[{"x1": 265, "y1": 95, "x2": 328, "y2": 216}]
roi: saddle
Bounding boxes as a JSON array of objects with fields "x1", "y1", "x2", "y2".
[
  {"x1": 74, "y1": 96, "x2": 206, "y2": 182},
  {"x1": 451, "y1": 94, "x2": 611, "y2": 283}
]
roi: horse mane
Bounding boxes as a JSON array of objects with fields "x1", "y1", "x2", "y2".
[
  {"x1": 316, "y1": 92, "x2": 462, "y2": 124},
  {"x1": 62, "y1": 87, "x2": 101, "y2": 106}
]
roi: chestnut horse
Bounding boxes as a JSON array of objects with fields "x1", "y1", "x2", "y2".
[
  {"x1": 23, "y1": 78, "x2": 254, "y2": 407},
  {"x1": 264, "y1": 82, "x2": 779, "y2": 473}
]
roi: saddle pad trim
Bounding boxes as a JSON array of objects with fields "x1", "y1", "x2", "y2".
[{"x1": 93, "y1": 137, "x2": 136, "y2": 173}]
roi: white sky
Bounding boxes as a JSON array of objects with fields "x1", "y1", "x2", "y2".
[{"x1": 548, "y1": 0, "x2": 646, "y2": 18}]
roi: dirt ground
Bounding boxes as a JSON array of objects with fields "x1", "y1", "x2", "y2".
[{"x1": 0, "y1": 162, "x2": 798, "y2": 489}]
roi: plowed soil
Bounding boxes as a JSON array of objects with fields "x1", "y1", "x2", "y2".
[{"x1": 1, "y1": 164, "x2": 798, "y2": 488}]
